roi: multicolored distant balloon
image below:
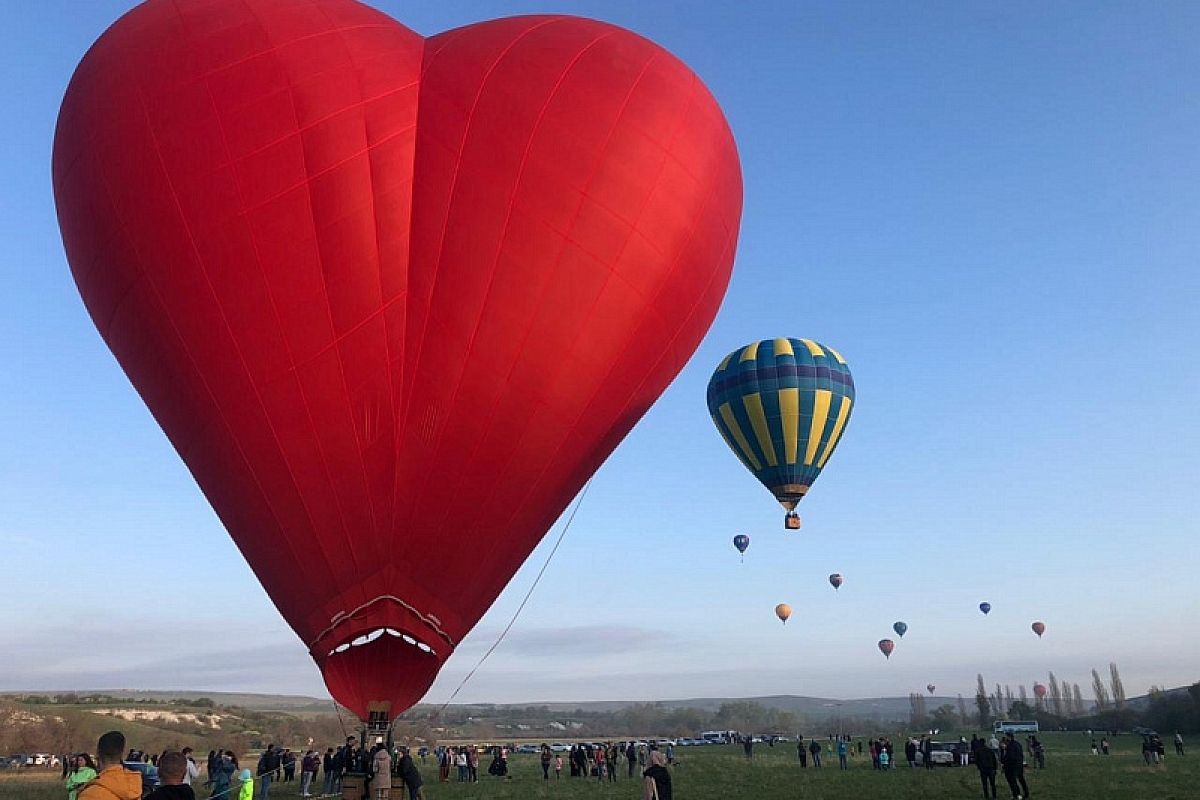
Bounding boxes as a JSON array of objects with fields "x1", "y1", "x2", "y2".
[
  {"x1": 893, "y1": 621, "x2": 908, "y2": 637},
  {"x1": 776, "y1": 604, "x2": 793, "y2": 625},
  {"x1": 927, "y1": 684, "x2": 936, "y2": 695},
  {"x1": 707, "y1": 338, "x2": 854, "y2": 528},
  {"x1": 1032, "y1": 621, "x2": 1046, "y2": 638},
  {"x1": 878, "y1": 639, "x2": 895, "y2": 659},
  {"x1": 829, "y1": 573, "x2": 844, "y2": 591},
  {"x1": 979, "y1": 602, "x2": 992, "y2": 615},
  {"x1": 53, "y1": 0, "x2": 743, "y2": 721},
  {"x1": 1034, "y1": 683, "x2": 1047, "y2": 699}
]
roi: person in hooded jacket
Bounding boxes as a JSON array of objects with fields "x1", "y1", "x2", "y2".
[
  {"x1": 370, "y1": 744, "x2": 392, "y2": 800},
  {"x1": 78, "y1": 731, "x2": 143, "y2": 800},
  {"x1": 236, "y1": 768, "x2": 254, "y2": 800},
  {"x1": 145, "y1": 752, "x2": 196, "y2": 800}
]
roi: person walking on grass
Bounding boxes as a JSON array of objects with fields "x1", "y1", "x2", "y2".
[
  {"x1": 1000, "y1": 733, "x2": 1029, "y2": 800},
  {"x1": 975, "y1": 740, "x2": 999, "y2": 800},
  {"x1": 78, "y1": 731, "x2": 142, "y2": 800}
]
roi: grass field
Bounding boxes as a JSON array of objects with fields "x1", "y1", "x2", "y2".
[{"x1": 1, "y1": 733, "x2": 1193, "y2": 800}]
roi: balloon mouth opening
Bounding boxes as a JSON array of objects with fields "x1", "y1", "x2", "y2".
[{"x1": 325, "y1": 626, "x2": 441, "y2": 659}]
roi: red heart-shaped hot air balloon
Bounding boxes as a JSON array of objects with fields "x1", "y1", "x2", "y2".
[{"x1": 53, "y1": 0, "x2": 741, "y2": 720}]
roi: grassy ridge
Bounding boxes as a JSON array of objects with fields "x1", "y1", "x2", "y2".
[{"x1": 2, "y1": 732, "x2": 1193, "y2": 800}]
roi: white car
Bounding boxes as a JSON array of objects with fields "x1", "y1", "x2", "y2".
[{"x1": 549, "y1": 744, "x2": 571, "y2": 752}]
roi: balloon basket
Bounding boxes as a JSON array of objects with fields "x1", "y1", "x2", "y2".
[
  {"x1": 341, "y1": 773, "x2": 366, "y2": 800},
  {"x1": 784, "y1": 513, "x2": 801, "y2": 530}
]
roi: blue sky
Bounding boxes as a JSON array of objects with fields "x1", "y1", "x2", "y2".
[{"x1": 2, "y1": 0, "x2": 1197, "y2": 707}]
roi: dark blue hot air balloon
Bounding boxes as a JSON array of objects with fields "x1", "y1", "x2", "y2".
[
  {"x1": 979, "y1": 602, "x2": 992, "y2": 615},
  {"x1": 732, "y1": 534, "x2": 750, "y2": 561},
  {"x1": 893, "y1": 621, "x2": 908, "y2": 638}
]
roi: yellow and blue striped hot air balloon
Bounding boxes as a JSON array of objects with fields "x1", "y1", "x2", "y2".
[{"x1": 706, "y1": 338, "x2": 854, "y2": 528}]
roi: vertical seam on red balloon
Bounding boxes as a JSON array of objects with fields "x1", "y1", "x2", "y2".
[
  {"x1": 151, "y1": 0, "x2": 337, "y2": 609},
  {"x1": 307, "y1": 0, "x2": 391, "y2": 576},
  {"x1": 90, "y1": 62, "x2": 305, "y2": 625},
  {"x1": 421, "y1": 39, "x2": 661, "y2": 564},
  {"x1": 412, "y1": 28, "x2": 627, "y2": 539},
  {"x1": 454, "y1": 72, "x2": 719, "y2": 577},
  {"x1": 203, "y1": 0, "x2": 367, "y2": 615},
  {"x1": 397, "y1": 16, "x2": 562, "y2": 438},
  {"x1": 485, "y1": 108, "x2": 738, "y2": 545}
]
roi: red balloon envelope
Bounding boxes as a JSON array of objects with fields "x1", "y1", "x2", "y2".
[
  {"x1": 878, "y1": 639, "x2": 895, "y2": 659},
  {"x1": 1033, "y1": 683, "x2": 1047, "y2": 698},
  {"x1": 1032, "y1": 621, "x2": 1046, "y2": 638},
  {"x1": 53, "y1": 0, "x2": 742, "y2": 720}
]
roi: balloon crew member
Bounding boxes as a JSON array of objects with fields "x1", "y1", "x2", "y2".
[{"x1": 975, "y1": 739, "x2": 999, "y2": 800}]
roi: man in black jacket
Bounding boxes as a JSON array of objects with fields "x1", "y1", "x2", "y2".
[
  {"x1": 975, "y1": 741, "x2": 998, "y2": 799},
  {"x1": 145, "y1": 752, "x2": 195, "y2": 800},
  {"x1": 1000, "y1": 734, "x2": 1029, "y2": 800}
]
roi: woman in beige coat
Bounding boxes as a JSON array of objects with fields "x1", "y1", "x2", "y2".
[{"x1": 371, "y1": 745, "x2": 392, "y2": 800}]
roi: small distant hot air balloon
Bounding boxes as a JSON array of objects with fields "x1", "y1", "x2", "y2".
[
  {"x1": 776, "y1": 604, "x2": 792, "y2": 625},
  {"x1": 1034, "y1": 683, "x2": 1047, "y2": 699},
  {"x1": 733, "y1": 534, "x2": 750, "y2": 561},
  {"x1": 893, "y1": 621, "x2": 908, "y2": 638},
  {"x1": 979, "y1": 602, "x2": 992, "y2": 615},
  {"x1": 878, "y1": 639, "x2": 895, "y2": 659},
  {"x1": 927, "y1": 684, "x2": 936, "y2": 695},
  {"x1": 1032, "y1": 621, "x2": 1046, "y2": 638},
  {"x1": 707, "y1": 338, "x2": 855, "y2": 529},
  {"x1": 829, "y1": 573, "x2": 843, "y2": 591}
]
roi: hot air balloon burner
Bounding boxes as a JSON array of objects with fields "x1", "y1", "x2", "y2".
[{"x1": 367, "y1": 702, "x2": 392, "y2": 735}]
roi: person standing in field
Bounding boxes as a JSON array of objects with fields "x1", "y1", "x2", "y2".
[
  {"x1": 837, "y1": 737, "x2": 849, "y2": 770},
  {"x1": 370, "y1": 744, "x2": 391, "y2": 800},
  {"x1": 78, "y1": 731, "x2": 142, "y2": 800},
  {"x1": 1175, "y1": 732, "x2": 1185, "y2": 756},
  {"x1": 608, "y1": 743, "x2": 620, "y2": 781},
  {"x1": 1000, "y1": 733, "x2": 1029, "y2": 800},
  {"x1": 641, "y1": 751, "x2": 671, "y2": 800},
  {"x1": 809, "y1": 738, "x2": 822, "y2": 767},
  {"x1": 321, "y1": 748, "x2": 336, "y2": 796},
  {"x1": 555, "y1": 754, "x2": 563, "y2": 779},
  {"x1": 540, "y1": 745, "x2": 552, "y2": 780},
  {"x1": 65, "y1": 753, "x2": 98, "y2": 800},
  {"x1": 396, "y1": 747, "x2": 425, "y2": 800},
  {"x1": 797, "y1": 736, "x2": 807, "y2": 767},
  {"x1": 1100, "y1": 738, "x2": 1109, "y2": 756},
  {"x1": 975, "y1": 739, "x2": 999, "y2": 800},
  {"x1": 144, "y1": 752, "x2": 195, "y2": 800},
  {"x1": 299, "y1": 750, "x2": 318, "y2": 797},
  {"x1": 743, "y1": 735, "x2": 753, "y2": 759},
  {"x1": 211, "y1": 752, "x2": 236, "y2": 800},
  {"x1": 626, "y1": 742, "x2": 637, "y2": 778},
  {"x1": 236, "y1": 768, "x2": 254, "y2": 800}
]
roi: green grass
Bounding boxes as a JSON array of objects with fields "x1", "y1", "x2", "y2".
[{"x1": 2, "y1": 733, "x2": 1194, "y2": 800}]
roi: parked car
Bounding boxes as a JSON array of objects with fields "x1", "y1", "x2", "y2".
[
  {"x1": 924, "y1": 742, "x2": 961, "y2": 766},
  {"x1": 549, "y1": 743, "x2": 571, "y2": 752},
  {"x1": 515, "y1": 745, "x2": 538, "y2": 754}
]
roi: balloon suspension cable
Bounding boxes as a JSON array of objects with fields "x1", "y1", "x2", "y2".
[
  {"x1": 430, "y1": 478, "x2": 593, "y2": 720},
  {"x1": 331, "y1": 698, "x2": 350, "y2": 740}
]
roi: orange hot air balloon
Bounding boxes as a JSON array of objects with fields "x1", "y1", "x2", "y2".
[
  {"x1": 1032, "y1": 621, "x2": 1046, "y2": 638},
  {"x1": 775, "y1": 604, "x2": 792, "y2": 624},
  {"x1": 878, "y1": 639, "x2": 895, "y2": 659},
  {"x1": 828, "y1": 573, "x2": 843, "y2": 591},
  {"x1": 53, "y1": 0, "x2": 742, "y2": 722}
]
